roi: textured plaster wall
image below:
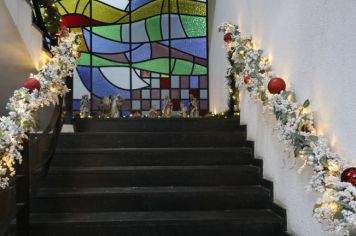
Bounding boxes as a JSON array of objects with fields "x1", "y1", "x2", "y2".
[
  {"x1": 209, "y1": 0, "x2": 356, "y2": 235},
  {"x1": 0, "y1": 0, "x2": 34, "y2": 115}
]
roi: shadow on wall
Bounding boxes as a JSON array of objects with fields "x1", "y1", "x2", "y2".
[
  {"x1": 208, "y1": 0, "x2": 217, "y2": 50},
  {"x1": 0, "y1": 0, "x2": 35, "y2": 116}
]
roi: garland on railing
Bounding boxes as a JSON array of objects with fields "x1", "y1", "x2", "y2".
[
  {"x1": 0, "y1": 29, "x2": 81, "y2": 189},
  {"x1": 219, "y1": 23, "x2": 356, "y2": 235}
]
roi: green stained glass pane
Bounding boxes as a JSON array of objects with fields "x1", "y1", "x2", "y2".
[
  {"x1": 76, "y1": 52, "x2": 90, "y2": 66},
  {"x1": 192, "y1": 64, "x2": 207, "y2": 75},
  {"x1": 77, "y1": 53, "x2": 127, "y2": 67},
  {"x1": 92, "y1": 54, "x2": 127, "y2": 67},
  {"x1": 146, "y1": 16, "x2": 162, "y2": 41},
  {"x1": 91, "y1": 25, "x2": 121, "y2": 42},
  {"x1": 172, "y1": 59, "x2": 194, "y2": 75},
  {"x1": 180, "y1": 16, "x2": 206, "y2": 37},
  {"x1": 133, "y1": 58, "x2": 170, "y2": 74}
]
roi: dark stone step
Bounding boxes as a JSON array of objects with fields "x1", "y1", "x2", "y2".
[
  {"x1": 29, "y1": 210, "x2": 283, "y2": 236},
  {"x1": 43, "y1": 165, "x2": 260, "y2": 188},
  {"x1": 73, "y1": 118, "x2": 242, "y2": 132},
  {"x1": 52, "y1": 147, "x2": 253, "y2": 167},
  {"x1": 32, "y1": 186, "x2": 270, "y2": 213},
  {"x1": 57, "y1": 132, "x2": 248, "y2": 148}
]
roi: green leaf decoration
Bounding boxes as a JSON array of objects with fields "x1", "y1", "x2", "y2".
[
  {"x1": 294, "y1": 147, "x2": 301, "y2": 158},
  {"x1": 320, "y1": 156, "x2": 328, "y2": 168},
  {"x1": 302, "y1": 99, "x2": 310, "y2": 108},
  {"x1": 333, "y1": 208, "x2": 344, "y2": 220},
  {"x1": 303, "y1": 147, "x2": 314, "y2": 155},
  {"x1": 309, "y1": 135, "x2": 319, "y2": 142},
  {"x1": 338, "y1": 201, "x2": 353, "y2": 211}
]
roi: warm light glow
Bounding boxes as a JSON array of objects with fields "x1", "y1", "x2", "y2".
[
  {"x1": 328, "y1": 162, "x2": 340, "y2": 173},
  {"x1": 322, "y1": 202, "x2": 340, "y2": 212}
]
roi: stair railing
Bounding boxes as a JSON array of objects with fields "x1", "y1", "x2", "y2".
[
  {"x1": 14, "y1": 95, "x2": 66, "y2": 236},
  {"x1": 26, "y1": 0, "x2": 57, "y2": 51}
]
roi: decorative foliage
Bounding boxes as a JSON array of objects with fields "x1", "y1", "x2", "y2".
[
  {"x1": 220, "y1": 22, "x2": 356, "y2": 235},
  {"x1": 0, "y1": 30, "x2": 81, "y2": 189},
  {"x1": 36, "y1": 0, "x2": 61, "y2": 38}
]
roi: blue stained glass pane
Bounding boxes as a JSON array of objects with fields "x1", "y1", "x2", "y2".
[
  {"x1": 73, "y1": 100, "x2": 80, "y2": 110},
  {"x1": 92, "y1": 67, "x2": 131, "y2": 99},
  {"x1": 131, "y1": 0, "x2": 153, "y2": 10},
  {"x1": 182, "y1": 100, "x2": 190, "y2": 108},
  {"x1": 130, "y1": 43, "x2": 151, "y2": 62},
  {"x1": 170, "y1": 38, "x2": 207, "y2": 59},
  {"x1": 190, "y1": 76, "x2": 199, "y2": 88},
  {"x1": 161, "y1": 15, "x2": 169, "y2": 40},
  {"x1": 77, "y1": 66, "x2": 91, "y2": 89},
  {"x1": 170, "y1": 15, "x2": 186, "y2": 39},
  {"x1": 122, "y1": 111, "x2": 130, "y2": 116},
  {"x1": 84, "y1": 28, "x2": 140, "y2": 54},
  {"x1": 131, "y1": 20, "x2": 149, "y2": 43}
]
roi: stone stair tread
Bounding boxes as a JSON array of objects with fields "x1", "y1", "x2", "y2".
[
  {"x1": 49, "y1": 165, "x2": 259, "y2": 173},
  {"x1": 30, "y1": 209, "x2": 282, "y2": 225},
  {"x1": 59, "y1": 131, "x2": 245, "y2": 135},
  {"x1": 36, "y1": 185, "x2": 269, "y2": 197},
  {"x1": 55, "y1": 146, "x2": 252, "y2": 153}
]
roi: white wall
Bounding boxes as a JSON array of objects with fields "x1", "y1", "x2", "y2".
[
  {"x1": 4, "y1": 0, "x2": 49, "y2": 70},
  {"x1": 0, "y1": 0, "x2": 34, "y2": 115},
  {"x1": 209, "y1": 0, "x2": 356, "y2": 235}
]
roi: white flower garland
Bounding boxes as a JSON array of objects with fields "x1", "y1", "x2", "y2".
[
  {"x1": 219, "y1": 23, "x2": 356, "y2": 235},
  {"x1": 0, "y1": 30, "x2": 81, "y2": 189}
]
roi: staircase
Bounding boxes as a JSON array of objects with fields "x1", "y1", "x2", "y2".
[{"x1": 27, "y1": 118, "x2": 288, "y2": 236}]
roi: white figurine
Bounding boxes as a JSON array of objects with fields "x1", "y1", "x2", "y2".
[
  {"x1": 111, "y1": 94, "x2": 124, "y2": 118},
  {"x1": 80, "y1": 95, "x2": 90, "y2": 118},
  {"x1": 178, "y1": 101, "x2": 188, "y2": 118},
  {"x1": 189, "y1": 94, "x2": 199, "y2": 118},
  {"x1": 100, "y1": 96, "x2": 112, "y2": 118},
  {"x1": 162, "y1": 96, "x2": 173, "y2": 118}
]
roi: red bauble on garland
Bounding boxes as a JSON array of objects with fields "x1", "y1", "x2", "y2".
[
  {"x1": 224, "y1": 32, "x2": 233, "y2": 42},
  {"x1": 243, "y1": 75, "x2": 251, "y2": 84},
  {"x1": 267, "y1": 77, "x2": 286, "y2": 94},
  {"x1": 341, "y1": 167, "x2": 356, "y2": 186},
  {"x1": 23, "y1": 77, "x2": 41, "y2": 93}
]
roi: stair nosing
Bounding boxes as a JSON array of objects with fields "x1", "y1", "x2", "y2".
[
  {"x1": 30, "y1": 209, "x2": 282, "y2": 225},
  {"x1": 35, "y1": 185, "x2": 270, "y2": 197},
  {"x1": 48, "y1": 165, "x2": 260, "y2": 173}
]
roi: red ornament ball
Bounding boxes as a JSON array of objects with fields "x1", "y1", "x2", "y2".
[
  {"x1": 23, "y1": 77, "x2": 41, "y2": 92},
  {"x1": 243, "y1": 76, "x2": 251, "y2": 84},
  {"x1": 341, "y1": 168, "x2": 356, "y2": 186},
  {"x1": 224, "y1": 32, "x2": 233, "y2": 42},
  {"x1": 268, "y1": 77, "x2": 286, "y2": 94}
]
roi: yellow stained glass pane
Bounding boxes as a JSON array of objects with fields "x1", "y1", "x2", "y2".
[
  {"x1": 130, "y1": 0, "x2": 163, "y2": 23},
  {"x1": 77, "y1": 0, "x2": 90, "y2": 14},
  {"x1": 56, "y1": 0, "x2": 78, "y2": 14},
  {"x1": 178, "y1": 0, "x2": 206, "y2": 16},
  {"x1": 71, "y1": 28, "x2": 88, "y2": 52},
  {"x1": 92, "y1": 1, "x2": 128, "y2": 23},
  {"x1": 170, "y1": 0, "x2": 178, "y2": 14}
]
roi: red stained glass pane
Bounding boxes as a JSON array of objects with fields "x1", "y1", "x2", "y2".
[{"x1": 160, "y1": 78, "x2": 170, "y2": 88}]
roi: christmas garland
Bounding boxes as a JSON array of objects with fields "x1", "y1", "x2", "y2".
[
  {"x1": 219, "y1": 23, "x2": 356, "y2": 235},
  {"x1": 0, "y1": 30, "x2": 81, "y2": 189}
]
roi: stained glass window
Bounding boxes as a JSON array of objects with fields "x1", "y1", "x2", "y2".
[{"x1": 56, "y1": 0, "x2": 208, "y2": 116}]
